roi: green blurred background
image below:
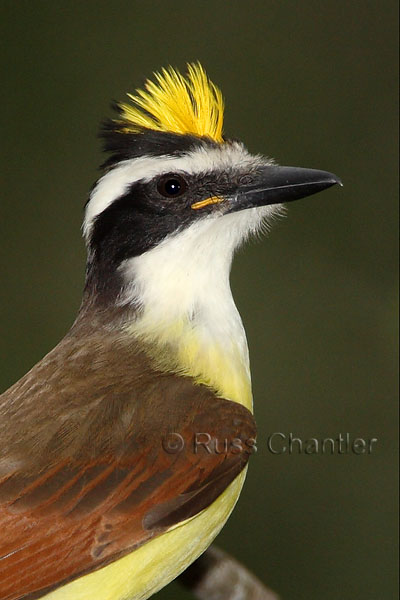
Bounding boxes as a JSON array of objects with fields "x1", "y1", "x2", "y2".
[{"x1": 0, "y1": 1, "x2": 398, "y2": 598}]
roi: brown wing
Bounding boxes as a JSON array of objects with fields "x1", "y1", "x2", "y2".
[{"x1": 0, "y1": 332, "x2": 256, "y2": 600}]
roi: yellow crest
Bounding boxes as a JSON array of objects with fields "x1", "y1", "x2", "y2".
[{"x1": 118, "y1": 63, "x2": 224, "y2": 143}]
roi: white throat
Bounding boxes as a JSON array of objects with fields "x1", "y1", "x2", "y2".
[{"x1": 119, "y1": 207, "x2": 270, "y2": 337}]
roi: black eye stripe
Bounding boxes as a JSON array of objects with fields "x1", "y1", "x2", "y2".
[{"x1": 157, "y1": 174, "x2": 187, "y2": 198}]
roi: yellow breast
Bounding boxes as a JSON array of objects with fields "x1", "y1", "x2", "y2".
[{"x1": 127, "y1": 316, "x2": 253, "y2": 411}]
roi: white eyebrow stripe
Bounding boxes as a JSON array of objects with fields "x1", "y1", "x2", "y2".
[{"x1": 83, "y1": 142, "x2": 259, "y2": 240}]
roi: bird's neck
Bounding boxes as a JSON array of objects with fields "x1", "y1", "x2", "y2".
[{"x1": 124, "y1": 258, "x2": 251, "y2": 409}]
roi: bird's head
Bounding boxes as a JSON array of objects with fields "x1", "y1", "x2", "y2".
[{"x1": 83, "y1": 63, "x2": 341, "y2": 315}]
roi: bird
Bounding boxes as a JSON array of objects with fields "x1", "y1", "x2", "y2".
[{"x1": 0, "y1": 62, "x2": 341, "y2": 600}]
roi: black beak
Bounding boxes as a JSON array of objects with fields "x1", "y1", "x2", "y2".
[{"x1": 231, "y1": 165, "x2": 342, "y2": 211}]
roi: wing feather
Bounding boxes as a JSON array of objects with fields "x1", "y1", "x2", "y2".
[{"x1": 0, "y1": 333, "x2": 256, "y2": 599}]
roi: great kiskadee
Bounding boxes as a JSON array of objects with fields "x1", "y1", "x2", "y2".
[{"x1": 0, "y1": 63, "x2": 341, "y2": 600}]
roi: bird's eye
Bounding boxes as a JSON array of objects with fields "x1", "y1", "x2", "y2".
[{"x1": 157, "y1": 174, "x2": 187, "y2": 198}]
